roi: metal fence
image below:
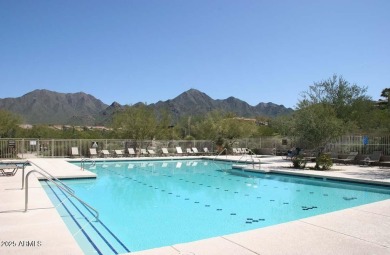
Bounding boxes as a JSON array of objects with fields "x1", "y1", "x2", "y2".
[
  {"x1": 1, "y1": 135, "x2": 389, "y2": 159},
  {"x1": 0, "y1": 137, "x2": 287, "y2": 159},
  {"x1": 0, "y1": 139, "x2": 217, "y2": 159},
  {"x1": 324, "y1": 135, "x2": 390, "y2": 155}
]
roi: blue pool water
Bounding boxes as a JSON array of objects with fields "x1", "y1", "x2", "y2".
[{"x1": 42, "y1": 159, "x2": 390, "y2": 254}]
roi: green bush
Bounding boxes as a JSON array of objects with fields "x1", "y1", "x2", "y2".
[
  {"x1": 315, "y1": 154, "x2": 333, "y2": 170},
  {"x1": 292, "y1": 155, "x2": 307, "y2": 169}
]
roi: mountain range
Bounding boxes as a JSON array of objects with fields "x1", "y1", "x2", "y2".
[{"x1": 0, "y1": 89, "x2": 293, "y2": 125}]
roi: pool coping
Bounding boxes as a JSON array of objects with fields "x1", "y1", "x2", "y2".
[{"x1": 1, "y1": 156, "x2": 389, "y2": 254}]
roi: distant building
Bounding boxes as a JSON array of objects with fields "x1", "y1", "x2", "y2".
[{"x1": 232, "y1": 117, "x2": 269, "y2": 126}]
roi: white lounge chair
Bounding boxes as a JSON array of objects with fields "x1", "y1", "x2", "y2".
[
  {"x1": 140, "y1": 149, "x2": 148, "y2": 156},
  {"x1": 127, "y1": 148, "x2": 136, "y2": 157},
  {"x1": 114, "y1": 150, "x2": 124, "y2": 157},
  {"x1": 162, "y1": 148, "x2": 170, "y2": 156},
  {"x1": 101, "y1": 150, "x2": 111, "y2": 157},
  {"x1": 186, "y1": 148, "x2": 193, "y2": 154},
  {"x1": 71, "y1": 147, "x2": 80, "y2": 157},
  {"x1": 147, "y1": 149, "x2": 156, "y2": 156},
  {"x1": 192, "y1": 147, "x2": 201, "y2": 155},
  {"x1": 176, "y1": 147, "x2": 183, "y2": 155},
  {"x1": 203, "y1": 147, "x2": 211, "y2": 154},
  {"x1": 89, "y1": 148, "x2": 98, "y2": 158}
]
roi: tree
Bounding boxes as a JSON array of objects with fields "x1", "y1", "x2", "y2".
[
  {"x1": 154, "y1": 108, "x2": 175, "y2": 140},
  {"x1": 298, "y1": 74, "x2": 371, "y2": 122},
  {"x1": 189, "y1": 110, "x2": 224, "y2": 140},
  {"x1": 0, "y1": 110, "x2": 21, "y2": 138},
  {"x1": 112, "y1": 104, "x2": 157, "y2": 141},
  {"x1": 292, "y1": 103, "x2": 344, "y2": 152},
  {"x1": 270, "y1": 115, "x2": 294, "y2": 137},
  {"x1": 378, "y1": 88, "x2": 390, "y2": 110},
  {"x1": 282, "y1": 75, "x2": 374, "y2": 154}
]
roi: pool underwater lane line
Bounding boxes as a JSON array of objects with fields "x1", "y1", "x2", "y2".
[
  {"x1": 48, "y1": 180, "x2": 130, "y2": 255},
  {"x1": 76, "y1": 192, "x2": 131, "y2": 253},
  {"x1": 77, "y1": 160, "x2": 390, "y2": 252},
  {"x1": 101, "y1": 165, "x2": 272, "y2": 225},
  {"x1": 100, "y1": 164, "x2": 358, "y2": 217},
  {"x1": 44, "y1": 181, "x2": 103, "y2": 255}
]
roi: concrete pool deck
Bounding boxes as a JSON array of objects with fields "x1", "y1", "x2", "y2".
[{"x1": 0, "y1": 156, "x2": 389, "y2": 255}]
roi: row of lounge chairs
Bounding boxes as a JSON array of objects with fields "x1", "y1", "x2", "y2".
[
  {"x1": 281, "y1": 150, "x2": 390, "y2": 167},
  {"x1": 324, "y1": 151, "x2": 390, "y2": 167},
  {"x1": 232, "y1": 148, "x2": 249, "y2": 154},
  {"x1": 71, "y1": 146, "x2": 212, "y2": 158}
]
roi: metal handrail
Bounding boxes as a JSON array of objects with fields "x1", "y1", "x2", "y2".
[
  {"x1": 24, "y1": 170, "x2": 99, "y2": 221},
  {"x1": 236, "y1": 149, "x2": 260, "y2": 169},
  {"x1": 80, "y1": 158, "x2": 96, "y2": 171},
  {"x1": 213, "y1": 148, "x2": 227, "y2": 161},
  {"x1": 27, "y1": 161, "x2": 74, "y2": 194}
]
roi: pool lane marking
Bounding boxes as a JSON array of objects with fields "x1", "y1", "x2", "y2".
[
  {"x1": 47, "y1": 181, "x2": 123, "y2": 254},
  {"x1": 103, "y1": 164, "x2": 271, "y2": 227},
  {"x1": 75, "y1": 193, "x2": 131, "y2": 253},
  {"x1": 45, "y1": 181, "x2": 103, "y2": 255},
  {"x1": 103, "y1": 162, "x2": 267, "y2": 220}
]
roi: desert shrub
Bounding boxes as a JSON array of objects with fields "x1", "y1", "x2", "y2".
[
  {"x1": 292, "y1": 155, "x2": 307, "y2": 169},
  {"x1": 315, "y1": 153, "x2": 333, "y2": 170}
]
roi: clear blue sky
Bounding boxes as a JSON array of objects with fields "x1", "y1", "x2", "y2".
[{"x1": 1, "y1": 0, "x2": 389, "y2": 108}]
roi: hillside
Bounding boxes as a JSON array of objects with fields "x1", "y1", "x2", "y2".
[
  {"x1": 0, "y1": 89, "x2": 108, "y2": 125},
  {"x1": 149, "y1": 89, "x2": 293, "y2": 119},
  {"x1": 0, "y1": 89, "x2": 293, "y2": 125}
]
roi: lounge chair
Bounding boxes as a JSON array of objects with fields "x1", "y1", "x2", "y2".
[
  {"x1": 0, "y1": 164, "x2": 19, "y2": 176},
  {"x1": 203, "y1": 147, "x2": 212, "y2": 154},
  {"x1": 192, "y1": 147, "x2": 201, "y2": 155},
  {"x1": 336, "y1": 152, "x2": 358, "y2": 164},
  {"x1": 284, "y1": 149, "x2": 296, "y2": 160},
  {"x1": 89, "y1": 148, "x2": 98, "y2": 158},
  {"x1": 361, "y1": 151, "x2": 382, "y2": 166},
  {"x1": 186, "y1": 148, "x2": 193, "y2": 155},
  {"x1": 379, "y1": 158, "x2": 390, "y2": 168},
  {"x1": 71, "y1": 147, "x2": 80, "y2": 157},
  {"x1": 127, "y1": 148, "x2": 136, "y2": 157},
  {"x1": 114, "y1": 150, "x2": 124, "y2": 157},
  {"x1": 147, "y1": 149, "x2": 156, "y2": 156},
  {"x1": 176, "y1": 147, "x2": 183, "y2": 155},
  {"x1": 140, "y1": 149, "x2": 148, "y2": 156},
  {"x1": 161, "y1": 148, "x2": 170, "y2": 156},
  {"x1": 241, "y1": 148, "x2": 248, "y2": 154},
  {"x1": 101, "y1": 150, "x2": 111, "y2": 157}
]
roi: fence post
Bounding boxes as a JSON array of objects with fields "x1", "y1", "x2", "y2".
[
  {"x1": 37, "y1": 139, "x2": 40, "y2": 157},
  {"x1": 21, "y1": 139, "x2": 25, "y2": 159},
  {"x1": 51, "y1": 139, "x2": 54, "y2": 157}
]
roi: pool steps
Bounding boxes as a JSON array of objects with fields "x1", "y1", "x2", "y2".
[
  {"x1": 43, "y1": 181, "x2": 130, "y2": 255},
  {"x1": 23, "y1": 161, "x2": 126, "y2": 254}
]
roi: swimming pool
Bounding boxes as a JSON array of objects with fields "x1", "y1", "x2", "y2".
[{"x1": 42, "y1": 159, "x2": 390, "y2": 254}]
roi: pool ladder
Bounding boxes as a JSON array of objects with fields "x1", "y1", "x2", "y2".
[
  {"x1": 213, "y1": 148, "x2": 228, "y2": 161},
  {"x1": 23, "y1": 164, "x2": 99, "y2": 221},
  {"x1": 236, "y1": 149, "x2": 261, "y2": 169},
  {"x1": 80, "y1": 158, "x2": 96, "y2": 171}
]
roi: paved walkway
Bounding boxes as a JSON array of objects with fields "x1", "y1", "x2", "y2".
[{"x1": 0, "y1": 156, "x2": 389, "y2": 255}]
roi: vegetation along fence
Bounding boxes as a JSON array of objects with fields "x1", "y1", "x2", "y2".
[{"x1": 0, "y1": 135, "x2": 389, "y2": 159}]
